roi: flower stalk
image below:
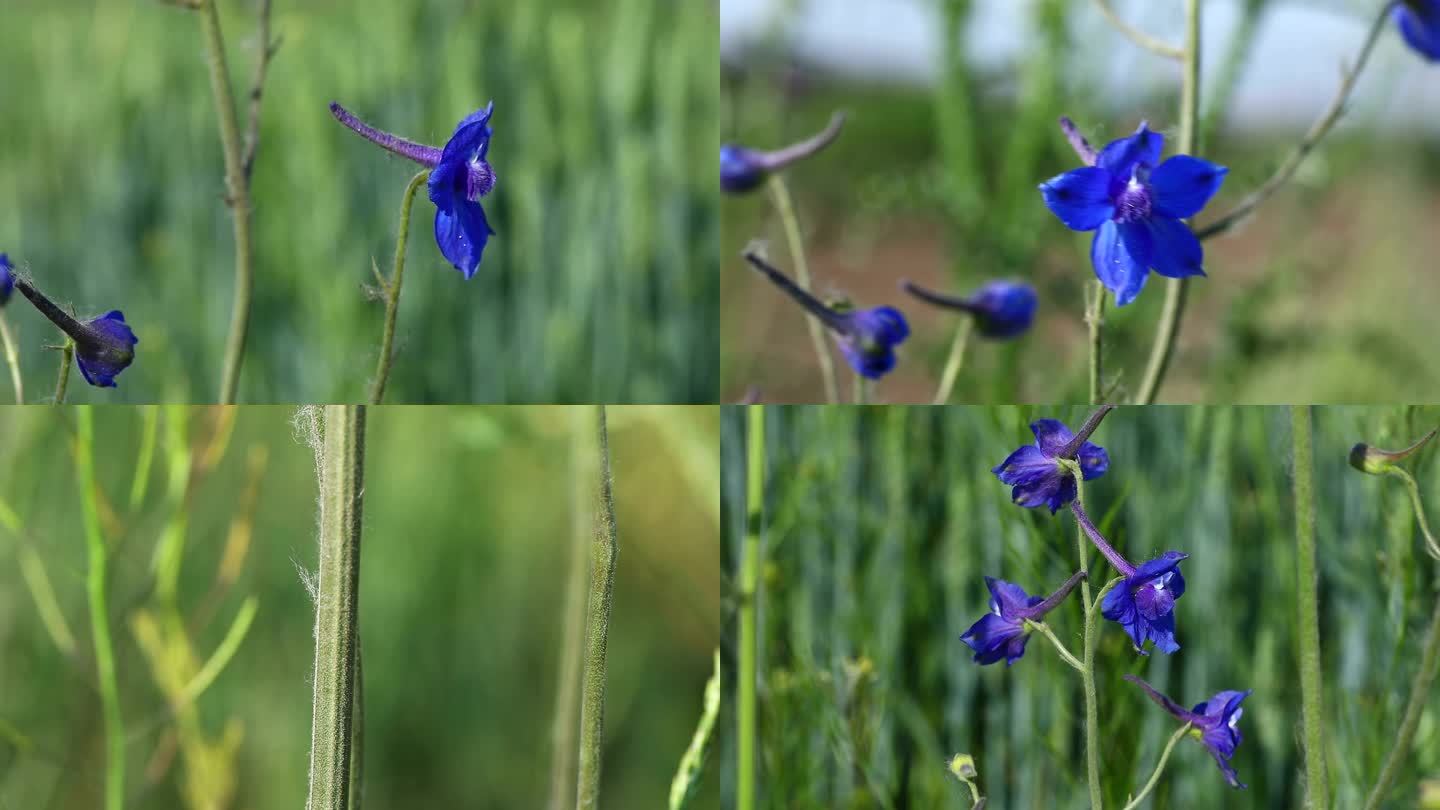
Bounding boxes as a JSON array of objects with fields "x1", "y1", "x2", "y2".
[
  {"x1": 54, "y1": 342, "x2": 72, "y2": 404},
  {"x1": 932, "y1": 315, "x2": 972, "y2": 405},
  {"x1": 1072, "y1": 469, "x2": 1103, "y2": 810},
  {"x1": 1292, "y1": 405, "x2": 1329, "y2": 810},
  {"x1": 737, "y1": 404, "x2": 764, "y2": 810},
  {"x1": 767, "y1": 175, "x2": 839, "y2": 403},
  {"x1": 576, "y1": 406, "x2": 620, "y2": 810},
  {"x1": 0, "y1": 314, "x2": 20, "y2": 403},
  {"x1": 1120, "y1": 723, "x2": 1192, "y2": 810},
  {"x1": 668, "y1": 649, "x2": 720, "y2": 810},
  {"x1": 370, "y1": 170, "x2": 431, "y2": 404}
]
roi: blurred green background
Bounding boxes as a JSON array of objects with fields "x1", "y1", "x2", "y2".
[
  {"x1": 0, "y1": 405, "x2": 719, "y2": 809},
  {"x1": 721, "y1": 0, "x2": 1440, "y2": 403},
  {"x1": 0, "y1": 0, "x2": 717, "y2": 404},
  {"x1": 720, "y1": 405, "x2": 1440, "y2": 808}
]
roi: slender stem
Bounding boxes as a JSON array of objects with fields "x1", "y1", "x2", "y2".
[
  {"x1": 668, "y1": 649, "x2": 721, "y2": 810},
  {"x1": 1092, "y1": 0, "x2": 1184, "y2": 59},
  {"x1": 738, "y1": 405, "x2": 764, "y2": 810},
  {"x1": 1121, "y1": 723, "x2": 1192, "y2": 810},
  {"x1": 1134, "y1": 0, "x2": 1201, "y2": 405},
  {"x1": 1386, "y1": 467, "x2": 1440, "y2": 560},
  {"x1": 54, "y1": 343, "x2": 73, "y2": 404},
  {"x1": 369, "y1": 171, "x2": 431, "y2": 404},
  {"x1": 1069, "y1": 498, "x2": 1137, "y2": 577},
  {"x1": 1292, "y1": 405, "x2": 1329, "y2": 810},
  {"x1": 305, "y1": 405, "x2": 368, "y2": 810},
  {"x1": 1025, "y1": 621, "x2": 1084, "y2": 671},
  {"x1": 767, "y1": 174, "x2": 839, "y2": 403},
  {"x1": 1362, "y1": 585, "x2": 1440, "y2": 810},
  {"x1": 198, "y1": 0, "x2": 256, "y2": 404},
  {"x1": 548, "y1": 408, "x2": 596, "y2": 810},
  {"x1": 854, "y1": 375, "x2": 869, "y2": 405},
  {"x1": 1196, "y1": 1, "x2": 1399, "y2": 242},
  {"x1": 76, "y1": 408, "x2": 124, "y2": 810},
  {"x1": 241, "y1": 0, "x2": 277, "y2": 181},
  {"x1": 0, "y1": 314, "x2": 22, "y2": 403},
  {"x1": 933, "y1": 316, "x2": 974, "y2": 405},
  {"x1": 1073, "y1": 471, "x2": 1103, "y2": 810},
  {"x1": 575, "y1": 406, "x2": 620, "y2": 810},
  {"x1": 1089, "y1": 577, "x2": 1124, "y2": 620},
  {"x1": 1086, "y1": 281, "x2": 1105, "y2": 404},
  {"x1": 349, "y1": 645, "x2": 364, "y2": 810}
]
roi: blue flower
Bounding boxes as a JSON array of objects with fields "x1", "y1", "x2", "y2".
[
  {"x1": 331, "y1": 101, "x2": 497, "y2": 279},
  {"x1": 720, "y1": 113, "x2": 847, "y2": 195},
  {"x1": 1126, "y1": 675, "x2": 1252, "y2": 789},
  {"x1": 1396, "y1": 1, "x2": 1440, "y2": 61},
  {"x1": 743, "y1": 250, "x2": 910, "y2": 380},
  {"x1": 0, "y1": 254, "x2": 13, "y2": 306},
  {"x1": 1101, "y1": 551, "x2": 1188, "y2": 654},
  {"x1": 74, "y1": 311, "x2": 139, "y2": 388},
  {"x1": 993, "y1": 418, "x2": 1109, "y2": 513},
  {"x1": 902, "y1": 279, "x2": 1037, "y2": 339},
  {"x1": 1040, "y1": 121, "x2": 1227, "y2": 306},
  {"x1": 961, "y1": 571, "x2": 1086, "y2": 666}
]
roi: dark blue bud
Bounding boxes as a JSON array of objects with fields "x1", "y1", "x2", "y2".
[
  {"x1": 720, "y1": 145, "x2": 768, "y2": 193},
  {"x1": 903, "y1": 279, "x2": 1036, "y2": 339},
  {"x1": 13, "y1": 277, "x2": 138, "y2": 388},
  {"x1": 0, "y1": 254, "x2": 13, "y2": 306}
]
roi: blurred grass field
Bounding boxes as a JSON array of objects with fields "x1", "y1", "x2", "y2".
[
  {"x1": 721, "y1": 404, "x2": 1440, "y2": 808},
  {"x1": 721, "y1": 0, "x2": 1440, "y2": 404},
  {"x1": 0, "y1": 405, "x2": 720, "y2": 809},
  {"x1": 0, "y1": 0, "x2": 717, "y2": 404}
]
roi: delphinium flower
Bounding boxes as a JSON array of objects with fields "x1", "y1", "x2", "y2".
[
  {"x1": 12, "y1": 276, "x2": 137, "y2": 388},
  {"x1": 1039, "y1": 118, "x2": 1228, "y2": 306},
  {"x1": 992, "y1": 411, "x2": 1111, "y2": 513},
  {"x1": 721, "y1": 112, "x2": 846, "y2": 193},
  {"x1": 330, "y1": 101, "x2": 497, "y2": 278},
  {"x1": 961, "y1": 570, "x2": 1087, "y2": 666},
  {"x1": 0, "y1": 254, "x2": 13, "y2": 305},
  {"x1": 1126, "y1": 675, "x2": 1252, "y2": 789},
  {"x1": 902, "y1": 279, "x2": 1038, "y2": 339},
  {"x1": 742, "y1": 250, "x2": 909, "y2": 380},
  {"x1": 1071, "y1": 500, "x2": 1187, "y2": 654},
  {"x1": 1395, "y1": 1, "x2": 1440, "y2": 61}
]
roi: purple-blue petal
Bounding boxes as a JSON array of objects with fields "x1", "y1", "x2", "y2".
[
  {"x1": 985, "y1": 576, "x2": 1042, "y2": 616},
  {"x1": 960, "y1": 612, "x2": 1029, "y2": 665},
  {"x1": 1039, "y1": 166, "x2": 1115, "y2": 231},
  {"x1": 1097, "y1": 122, "x2": 1163, "y2": 180},
  {"x1": 1031, "y1": 418, "x2": 1075, "y2": 457},
  {"x1": 1078, "y1": 442, "x2": 1109, "y2": 480},
  {"x1": 992, "y1": 445, "x2": 1057, "y2": 488},
  {"x1": 722, "y1": 145, "x2": 768, "y2": 193},
  {"x1": 967, "y1": 281, "x2": 1037, "y2": 339},
  {"x1": 75, "y1": 310, "x2": 139, "y2": 389},
  {"x1": 1396, "y1": 1, "x2": 1440, "y2": 62},
  {"x1": 1150, "y1": 155, "x2": 1228, "y2": 219},
  {"x1": 1132, "y1": 551, "x2": 1188, "y2": 583},
  {"x1": 440, "y1": 102, "x2": 495, "y2": 165},
  {"x1": 433, "y1": 200, "x2": 494, "y2": 279},
  {"x1": 1090, "y1": 220, "x2": 1149, "y2": 306},
  {"x1": 0, "y1": 253, "x2": 12, "y2": 305},
  {"x1": 1146, "y1": 217, "x2": 1206, "y2": 279}
]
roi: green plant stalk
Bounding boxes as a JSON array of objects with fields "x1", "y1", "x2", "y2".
[
  {"x1": 1292, "y1": 406, "x2": 1329, "y2": 810},
  {"x1": 1073, "y1": 470, "x2": 1103, "y2": 810},
  {"x1": 1086, "y1": 280, "x2": 1105, "y2": 404},
  {"x1": 1092, "y1": 0, "x2": 1183, "y2": 59},
  {"x1": 576, "y1": 405, "x2": 620, "y2": 810},
  {"x1": 350, "y1": 645, "x2": 364, "y2": 810},
  {"x1": 370, "y1": 170, "x2": 430, "y2": 405},
  {"x1": 1362, "y1": 586, "x2": 1440, "y2": 810},
  {"x1": 1385, "y1": 466, "x2": 1440, "y2": 559},
  {"x1": 1121, "y1": 723, "x2": 1191, "y2": 810},
  {"x1": 1024, "y1": 620, "x2": 1084, "y2": 671},
  {"x1": 306, "y1": 405, "x2": 368, "y2": 810},
  {"x1": 77, "y1": 408, "x2": 124, "y2": 810},
  {"x1": 54, "y1": 342, "x2": 72, "y2": 404},
  {"x1": 198, "y1": 0, "x2": 256, "y2": 404},
  {"x1": 932, "y1": 316, "x2": 973, "y2": 405},
  {"x1": 129, "y1": 406, "x2": 160, "y2": 508},
  {"x1": 1135, "y1": 0, "x2": 1201, "y2": 404},
  {"x1": 0, "y1": 313, "x2": 22, "y2": 403},
  {"x1": 548, "y1": 407, "x2": 596, "y2": 810},
  {"x1": 767, "y1": 175, "x2": 838, "y2": 403},
  {"x1": 19, "y1": 547, "x2": 78, "y2": 656},
  {"x1": 738, "y1": 404, "x2": 764, "y2": 810},
  {"x1": 668, "y1": 649, "x2": 720, "y2": 810}
]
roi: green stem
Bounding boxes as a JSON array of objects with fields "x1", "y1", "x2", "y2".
[
  {"x1": 548, "y1": 408, "x2": 596, "y2": 810},
  {"x1": 668, "y1": 649, "x2": 721, "y2": 810},
  {"x1": 77, "y1": 408, "x2": 124, "y2": 810},
  {"x1": 54, "y1": 342, "x2": 72, "y2": 404},
  {"x1": 1362, "y1": 585, "x2": 1440, "y2": 810},
  {"x1": 349, "y1": 645, "x2": 364, "y2": 810},
  {"x1": 575, "y1": 406, "x2": 620, "y2": 810},
  {"x1": 738, "y1": 405, "x2": 764, "y2": 810},
  {"x1": 1086, "y1": 280, "x2": 1105, "y2": 404},
  {"x1": 1292, "y1": 406, "x2": 1329, "y2": 810},
  {"x1": 0, "y1": 313, "x2": 22, "y2": 403},
  {"x1": 1134, "y1": 0, "x2": 1201, "y2": 405},
  {"x1": 198, "y1": 0, "x2": 255, "y2": 404},
  {"x1": 932, "y1": 316, "x2": 973, "y2": 405},
  {"x1": 1092, "y1": 0, "x2": 1183, "y2": 59},
  {"x1": 1121, "y1": 723, "x2": 1192, "y2": 810},
  {"x1": 306, "y1": 405, "x2": 368, "y2": 810},
  {"x1": 1073, "y1": 471, "x2": 1102, "y2": 810},
  {"x1": 1385, "y1": 467, "x2": 1440, "y2": 560},
  {"x1": 767, "y1": 175, "x2": 838, "y2": 403},
  {"x1": 1025, "y1": 620, "x2": 1084, "y2": 671},
  {"x1": 369, "y1": 170, "x2": 430, "y2": 405}
]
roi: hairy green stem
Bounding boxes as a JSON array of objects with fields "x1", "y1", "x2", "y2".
[
  {"x1": 54, "y1": 342, "x2": 72, "y2": 404},
  {"x1": 0, "y1": 314, "x2": 22, "y2": 403},
  {"x1": 77, "y1": 408, "x2": 124, "y2": 810},
  {"x1": 1292, "y1": 406, "x2": 1329, "y2": 810},
  {"x1": 576, "y1": 406, "x2": 620, "y2": 810},
  {"x1": 1085, "y1": 280, "x2": 1105, "y2": 404},
  {"x1": 1362, "y1": 586, "x2": 1440, "y2": 810},
  {"x1": 349, "y1": 645, "x2": 364, "y2": 810},
  {"x1": 1121, "y1": 723, "x2": 1192, "y2": 810},
  {"x1": 370, "y1": 170, "x2": 430, "y2": 405},
  {"x1": 767, "y1": 175, "x2": 838, "y2": 403},
  {"x1": 1134, "y1": 0, "x2": 1201, "y2": 404},
  {"x1": 1025, "y1": 620, "x2": 1083, "y2": 671},
  {"x1": 932, "y1": 316, "x2": 973, "y2": 405},
  {"x1": 198, "y1": 0, "x2": 256, "y2": 404},
  {"x1": 738, "y1": 405, "x2": 764, "y2": 810},
  {"x1": 669, "y1": 649, "x2": 721, "y2": 810},
  {"x1": 548, "y1": 408, "x2": 596, "y2": 810},
  {"x1": 306, "y1": 405, "x2": 368, "y2": 810},
  {"x1": 1073, "y1": 471, "x2": 1102, "y2": 810},
  {"x1": 1385, "y1": 467, "x2": 1440, "y2": 560}
]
